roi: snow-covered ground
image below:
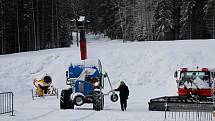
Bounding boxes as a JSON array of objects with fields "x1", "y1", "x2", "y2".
[{"x1": 0, "y1": 35, "x2": 215, "y2": 121}]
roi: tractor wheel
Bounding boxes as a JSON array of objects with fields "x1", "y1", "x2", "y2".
[
  {"x1": 93, "y1": 92, "x2": 104, "y2": 111},
  {"x1": 110, "y1": 93, "x2": 118, "y2": 102},
  {"x1": 60, "y1": 89, "x2": 74, "y2": 109}
]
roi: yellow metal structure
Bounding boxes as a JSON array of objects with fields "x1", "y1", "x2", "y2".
[{"x1": 33, "y1": 77, "x2": 52, "y2": 97}]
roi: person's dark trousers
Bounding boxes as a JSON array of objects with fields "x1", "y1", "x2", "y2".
[{"x1": 120, "y1": 98, "x2": 127, "y2": 111}]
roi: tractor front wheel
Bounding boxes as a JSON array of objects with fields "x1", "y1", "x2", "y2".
[{"x1": 60, "y1": 89, "x2": 74, "y2": 109}]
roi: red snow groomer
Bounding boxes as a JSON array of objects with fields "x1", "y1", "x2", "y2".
[
  {"x1": 149, "y1": 67, "x2": 215, "y2": 111},
  {"x1": 176, "y1": 67, "x2": 215, "y2": 97}
]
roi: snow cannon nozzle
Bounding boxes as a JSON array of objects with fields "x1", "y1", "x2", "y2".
[{"x1": 43, "y1": 75, "x2": 52, "y2": 84}]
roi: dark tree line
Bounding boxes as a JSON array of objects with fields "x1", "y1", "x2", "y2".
[
  {"x1": 83, "y1": 0, "x2": 214, "y2": 41},
  {"x1": 84, "y1": 0, "x2": 215, "y2": 41},
  {"x1": 154, "y1": 0, "x2": 213, "y2": 41},
  {"x1": 0, "y1": 0, "x2": 215, "y2": 54},
  {"x1": 0, "y1": 0, "x2": 73, "y2": 55}
]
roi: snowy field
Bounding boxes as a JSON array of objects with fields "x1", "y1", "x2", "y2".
[{"x1": 1, "y1": 35, "x2": 215, "y2": 121}]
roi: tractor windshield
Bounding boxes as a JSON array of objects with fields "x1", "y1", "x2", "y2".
[{"x1": 179, "y1": 71, "x2": 210, "y2": 88}]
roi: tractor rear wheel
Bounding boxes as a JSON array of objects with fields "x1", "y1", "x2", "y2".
[
  {"x1": 60, "y1": 89, "x2": 74, "y2": 109},
  {"x1": 93, "y1": 91, "x2": 104, "y2": 111}
]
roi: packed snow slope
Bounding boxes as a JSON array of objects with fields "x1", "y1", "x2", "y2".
[{"x1": 0, "y1": 36, "x2": 215, "y2": 121}]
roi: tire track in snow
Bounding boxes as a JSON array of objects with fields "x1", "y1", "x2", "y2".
[
  {"x1": 69, "y1": 101, "x2": 112, "y2": 121},
  {"x1": 29, "y1": 108, "x2": 59, "y2": 121},
  {"x1": 70, "y1": 110, "x2": 95, "y2": 121},
  {"x1": 30, "y1": 54, "x2": 60, "y2": 75}
]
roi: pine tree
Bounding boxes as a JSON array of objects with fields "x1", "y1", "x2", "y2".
[
  {"x1": 180, "y1": 0, "x2": 209, "y2": 39},
  {"x1": 154, "y1": 0, "x2": 174, "y2": 40},
  {"x1": 205, "y1": 0, "x2": 215, "y2": 38},
  {"x1": 172, "y1": 0, "x2": 182, "y2": 40},
  {"x1": 180, "y1": 0, "x2": 197, "y2": 39},
  {"x1": 133, "y1": 0, "x2": 145, "y2": 41},
  {"x1": 57, "y1": 0, "x2": 73, "y2": 47},
  {"x1": 3, "y1": 0, "x2": 17, "y2": 54},
  {"x1": 133, "y1": 0, "x2": 159, "y2": 41},
  {"x1": 113, "y1": 0, "x2": 135, "y2": 41}
]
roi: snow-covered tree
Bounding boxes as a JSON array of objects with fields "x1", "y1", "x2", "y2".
[
  {"x1": 180, "y1": 0, "x2": 209, "y2": 39},
  {"x1": 132, "y1": 0, "x2": 146, "y2": 41},
  {"x1": 154, "y1": 0, "x2": 174, "y2": 40},
  {"x1": 205, "y1": 0, "x2": 215, "y2": 38},
  {"x1": 113, "y1": 0, "x2": 135, "y2": 41}
]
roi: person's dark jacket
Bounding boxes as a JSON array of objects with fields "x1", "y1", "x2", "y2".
[{"x1": 115, "y1": 84, "x2": 129, "y2": 100}]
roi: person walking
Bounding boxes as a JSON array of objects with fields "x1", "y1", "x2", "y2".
[{"x1": 114, "y1": 81, "x2": 129, "y2": 111}]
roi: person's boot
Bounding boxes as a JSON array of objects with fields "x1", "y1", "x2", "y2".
[{"x1": 121, "y1": 106, "x2": 124, "y2": 111}]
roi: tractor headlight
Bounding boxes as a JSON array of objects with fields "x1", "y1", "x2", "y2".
[
  {"x1": 94, "y1": 82, "x2": 100, "y2": 87},
  {"x1": 66, "y1": 78, "x2": 74, "y2": 85},
  {"x1": 66, "y1": 79, "x2": 71, "y2": 85}
]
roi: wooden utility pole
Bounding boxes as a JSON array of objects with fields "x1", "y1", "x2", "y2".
[
  {"x1": 16, "y1": 0, "x2": 20, "y2": 52},
  {"x1": 189, "y1": 21, "x2": 192, "y2": 39},
  {"x1": 71, "y1": 0, "x2": 80, "y2": 47},
  {"x1": 144, "y1": 0, "x2": 148, "y2": 41},
  {"x1": 213, "y1": 16, "x2": 215, "y2": 39},
  {"x1": 117, "y1": 1, "x2": 124, "y2": 42},
  {"x1": 73, "y1": 19, "x2": 79, "y2": 47},
  {"x1": 32, "y1": 0, "x2": 37, "y2": 50},
  {"x1": 1, "y1": 0, "x2": 4, "y2": 54},
  {"x1": 36, "y1": 0, "x2": 40, "y2": 50},
  {"x1": 51, "y1": 0, "x2": 55, "y2": 48},
  {"x1": 56, "y1": 1, "x2": 59, "y2": 45},
  {"x1": 1, "y1": 22, "x2": 3, "y2": 54}
]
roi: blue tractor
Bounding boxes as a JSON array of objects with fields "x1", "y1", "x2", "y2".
[{"x1": 60, "y1": 60, "x2": 118, "y2": 111}]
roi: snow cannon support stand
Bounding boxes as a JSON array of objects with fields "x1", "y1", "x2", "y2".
[
  {"x1": 60, "y1": 59, "x2": 118, "y2": 111},
  {"x1": 32, "y1": 75, "x2": 58, "y2": 100}
]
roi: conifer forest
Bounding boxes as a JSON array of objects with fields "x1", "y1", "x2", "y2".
[{"x1": 0, "y1": 0, "x2": 215, "y2": 54}]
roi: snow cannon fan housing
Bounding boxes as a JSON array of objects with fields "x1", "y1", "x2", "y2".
[
  {"x1": 43, "y1": 75, "x2": 52, "y2": 85},
  {"x1": 32, "y1": 75, "x2": 58, "y2": 100}
]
